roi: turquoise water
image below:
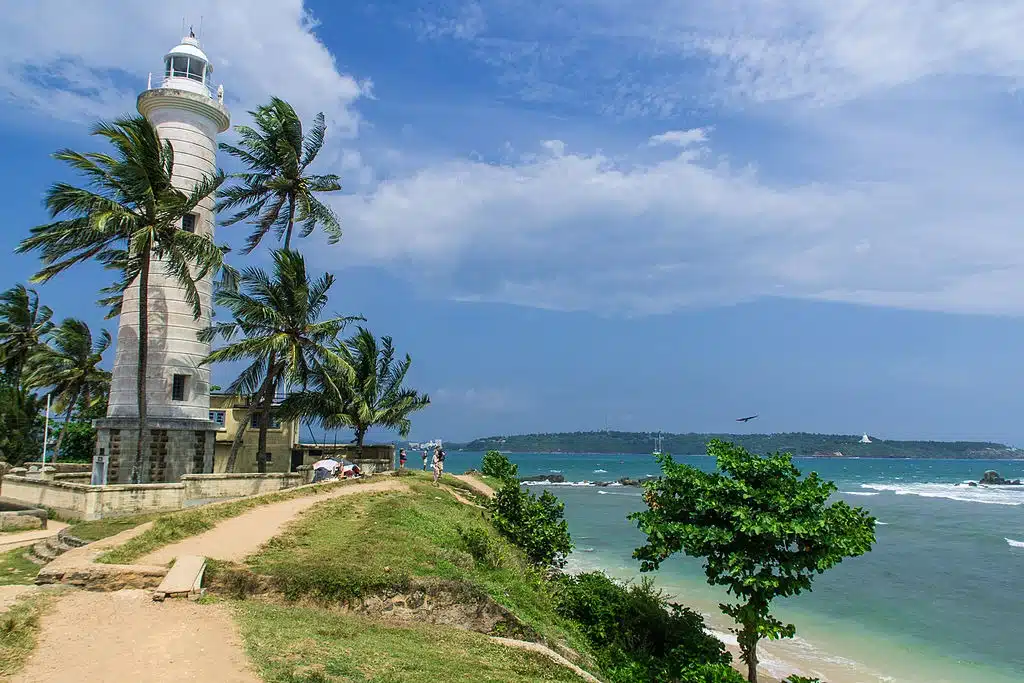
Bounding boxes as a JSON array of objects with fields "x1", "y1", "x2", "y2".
[{"x1": 446, "y1": 452, "x2": 1024, "y2": 682}]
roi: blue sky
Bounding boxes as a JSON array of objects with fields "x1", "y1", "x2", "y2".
[{"x1": 3, "y1": 1, "x2": 1024, "y2": 445}]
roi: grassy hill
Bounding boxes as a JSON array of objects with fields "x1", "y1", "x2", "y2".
[{"x1": 450, "y1": 430, "x2": 1015, "y2": 458}]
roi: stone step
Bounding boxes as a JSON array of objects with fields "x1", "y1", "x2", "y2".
[
  {"x1": 29, "y1": 540, "x2": 58, "y2": 563},
  {"x1": 152, "y1": 555, "x2": 206, "y2": 601}
]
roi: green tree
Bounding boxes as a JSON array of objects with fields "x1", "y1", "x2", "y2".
[
  {"x1": 202, "y1": 249, "x2": 357, "y2": 472},
  {"x1": 25, "y1": 318, "x2": 111, "y2": 458},
  {"x1": 17, "y1": 116, "x2": 226, "y2": 483},
  {"x1": 489, "y1": 480, "x2": 573, "y2": 570},
  {"x1": 280, "y1": 328, "x2": 429, "y2": 456},
  {"x1": 217, "y1": 97, "x2": 342, "y2": 253},
  {"x1": 481, "y1": 450, "x2": 518, "y2": 481},
  {"x1": 0, "y1": 375, "x2": 45, "y2": 465},
  {"x1": 630, "y1": 440, "x2": 876, "y2": 682},
  {"x1": 0, "y1": 285, "x2": 54, "y2": 388}
]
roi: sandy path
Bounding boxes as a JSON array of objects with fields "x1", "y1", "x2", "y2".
[
  {"x1": 139, "y1": 479, "x2": 408, "y2": 565},
  {"x1": 11, "y1": 589, "x2": 258, "y2": 683},
  {"x1": 0, "y1": 521, "x2": 69, "y2": 552},
  {"x1": 490, "y1": 637, "x2": 600, "y2": 682},
  {"x1": 452, "y1": 474, "x2": 496, "y2": 498}
]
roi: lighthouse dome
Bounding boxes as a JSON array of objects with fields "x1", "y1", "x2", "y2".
[{"x1": 161, "y1": 31, "x2": 214, "y2": 96}]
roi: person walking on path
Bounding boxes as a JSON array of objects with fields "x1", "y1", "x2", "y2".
[
  {"x1": 432, "y1": 446, "x2": 446, "y2": 485},
  {"x1": 398, "y1": 448, "x2": 407, "y2": 469}
]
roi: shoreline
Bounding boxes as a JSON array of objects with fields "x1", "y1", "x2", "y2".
[{"x1": 454, "y1": 449, "x2": 1024, "y2": 461}]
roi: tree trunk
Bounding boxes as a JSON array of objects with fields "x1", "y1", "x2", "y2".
[
  {"x1": 255, "y1": 353, "x2": 278, "y2": 474},
  {"x1": 739, "y1": 623, "x2": 759, "y2": 683},
  {"x1": 52, "y1": 390, "x2": 79, "y2": 459},
  {"x1": 225, "y1": 405, "x2": 251, "y2": 473},
  {"x1": 355, "y1": 428, "x2": 365, "y2": 458},
  {"x1": 282, "y1": 196, "x2": 297, "y2": 250},
  {"x1": 130, "y1": 250, "x2": 151, "y2": 484}
]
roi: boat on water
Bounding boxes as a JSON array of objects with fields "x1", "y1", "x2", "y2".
[{"x1": 652, "y1": 432, "x2": 664, "y2": 456}]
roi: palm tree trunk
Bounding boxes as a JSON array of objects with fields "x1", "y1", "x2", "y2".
[
  {"x1": 356, "y1": 427, "x2": 366, "y2": 458},
  {"x1": 52, "y1": 390, "x2": 80, "y2": 459},
  {"x1": 255, "y1": 353, "x2": 278, "y2": 474},
  {"x1": 130, "y1": 250, "x2": 151, "y2": 484},
  {"x1": 282, "y1": 197, "x2": 297, "y2": 250},
  {"x1": 225, "y1": 405, "x2": 251, "y2": 473}
]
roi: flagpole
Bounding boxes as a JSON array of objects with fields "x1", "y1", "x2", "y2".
[{"x1": 41, "y1": 393, "x2": 51, "y2": 465}]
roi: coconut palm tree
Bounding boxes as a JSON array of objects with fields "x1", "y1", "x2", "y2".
[
  {"x1": 17, "y1": 115, "x2": 226, "y2": 483},
  {"x1": 0, "y1": 285, "x2": 54, "y2": 388},
  {"x1": 25, "y1": 318, "x2": 112, "y2": 457},
  {"x1": 201, "y1": 249, "x2": 359, "y2": 472},
  {"x1": 283, "y1": 328, "x2": 429, "y2": 455},
  {"x1": 217, "y1": 97, "x2": 342, "y2": 254}
]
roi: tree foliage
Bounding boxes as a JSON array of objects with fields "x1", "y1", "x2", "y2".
[
  {"x1": 481, "y1": 450, "x2": 518, "y2": 481},
  {"x1": 217, "y1": 96, "x2": 343, "y2": 253},
  {"x1": 555, "y1": 571, "x2": 741, "y2": 683},
  {"x1": 0, "y1": 375, "x2": 45, "y2": 465},
  {"x1": 0, "y1": 285, "x2": 54, "y2": 387},
  {"x1": 202, "y1": 248, "x2": 358, "y2": 472},
  {"x1": 631, "y1": 440, "x2": 876, "y2": 682},
  {"x1": 488, "y1": 479, "x2": 573, "y2": 570}
]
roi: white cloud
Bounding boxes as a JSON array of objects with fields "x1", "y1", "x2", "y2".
[
  {"x1": 648, "y1": 128, "x2": 711, "y2": 147},
  {"x1": 0, "y1": 0, "x2": 368, "y2": 133},
  {"x1": 433, "y1": 387, "x2": 524, "y2": 413}
]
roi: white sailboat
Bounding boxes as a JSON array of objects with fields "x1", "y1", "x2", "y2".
[{"x1": 652, "y1": 432, "x2": 664, "y2": 456}]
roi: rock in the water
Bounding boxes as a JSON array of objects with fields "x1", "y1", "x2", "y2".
[
  {"x1": 979, "y1": 470, "x2": 1022, "y2": 485},
  {"x1": 519, "y1": 474, "x2": 566, "y2": 484},
  {"x1": 616, "y1": 476, "x2": 659, "y2": 487}
]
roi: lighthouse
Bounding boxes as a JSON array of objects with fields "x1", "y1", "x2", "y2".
[{"x1": 94, "y1": 30, "x2": 230, "y2": 483}]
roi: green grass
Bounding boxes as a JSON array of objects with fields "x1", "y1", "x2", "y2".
[
  {"x1": 241, "y1": 472, "x2": 590, "y2": 654},
  {"x1": 233, "y1": 601, "x2": 586, "y2": 683},
  {"x1": 66, "y1": 513, "x2": 161, "y2": 542},
  {"x1": 98, "y1": 478, "x2": 371, "y2": 565},
  {"x1": 0, "y1": 592, "x2": 55, "y2": 676},
  {"x1": 0, "y1": 548, "x2": 41, "y2": 586}
]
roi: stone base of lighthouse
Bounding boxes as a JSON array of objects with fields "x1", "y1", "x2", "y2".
[{"x1": 94, "y1": 417, "x2": 216, "y2": 484}]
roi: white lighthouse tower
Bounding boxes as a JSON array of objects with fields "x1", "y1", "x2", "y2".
[{"x1": 94, "y1": 29, "x2": 230, "y2": 483}]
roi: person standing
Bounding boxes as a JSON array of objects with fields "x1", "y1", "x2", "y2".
[
  {"x1": 421, "y1": 450, "x2": 428, "y2": 471},
  {"x1": 398, "y1": 448, "x2": 407, "y2": 470},
  {"x1": 432, "y1": 446, "x2": 446, "y2": 485}
]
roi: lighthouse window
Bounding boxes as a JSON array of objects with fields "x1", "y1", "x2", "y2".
[
  {"x1": 171, "y1": 374, "x2": 187, "y2": 402},
  {"x1": 171, "y1": 56, "x2": 189, "y2": 78},
  {"x1": 164, "y1": 58, "x2": 172, "y2": 79},
  {"x1": 181, "y1": 213, "x2": 197, "y2": 233},
  {"x1": 186, "y1": 58, "x2": 206, "y2": 82}
]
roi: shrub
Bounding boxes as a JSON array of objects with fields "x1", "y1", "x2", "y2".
[
  {"x1": 456, "y1": 525, "x2": 500, "y2": 569},
  {"x1": 488, "y1": 479, "x2": 572, "y2": 569},
  {"x1": 783, "y1": 677, "x2": 823, "y2": 683},
  {"x1": 555, "y1": 571, "x2": 737, "y2": 683},
  {"x1": 481, "y1": 450, "x2": 518, "y2": 481}
]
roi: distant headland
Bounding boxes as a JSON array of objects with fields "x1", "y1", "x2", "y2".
[{"x1": 445, "y1": 431, "x2": 1018, "y2": 459}]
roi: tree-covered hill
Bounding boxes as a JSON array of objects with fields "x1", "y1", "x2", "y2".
[{"x1": 448, "y1": 431, "x2": 1017, "y2": 459}]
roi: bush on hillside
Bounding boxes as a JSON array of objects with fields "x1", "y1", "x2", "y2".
[
  {"x1": 481, "y1": 450, "x2": 518, "y2": 481},
  {"x1": 555, "y1": 571, "x2": 741, "y2": 683},
  {"x1": 783, "y1": 677, "x2": 823, "y2": 683},
  {"x1": 488, "y1": 479, "x2": 572, "y2": 569}
]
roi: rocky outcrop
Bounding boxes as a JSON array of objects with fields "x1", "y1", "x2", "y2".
[
  {"x1": 519, "y1": 474, "x2": 565, "y2": 484},
  {"x1": 979, "y1": 470, "x2": 1022, "y2": 485}
]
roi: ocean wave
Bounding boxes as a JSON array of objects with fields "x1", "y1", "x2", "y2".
[
  {"x1": 548, "y1": 469, "x2": 562, "y2": 473},
  {"x1": 841, "y1": 491, "x2": 880, "y2": 496},
  {"x1": 875, "y1": 521, "x2": 889, "y2": 525},
  {"x1": 593, "y1": 469, "x2": 608, "y2": 473},
  {"x1": 860, "y1": 482, "x2": 1024, "y2": 506},
  {"x1": 598, "y1": 490, "x2": 643, "y2": 497},
  {"x1": 1006, "y1": 538, "x2": 1024, "y2": 548},
  {"x1": 522, "y1": 481, "x2": 595, "y2": 487}
]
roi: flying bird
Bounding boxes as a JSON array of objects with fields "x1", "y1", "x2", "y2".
[{"x1": 736, "y1": 415, "x2": 759, "y2": 422}]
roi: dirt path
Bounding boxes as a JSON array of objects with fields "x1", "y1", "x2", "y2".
[
  {"x1": 139, "y1": 479, "x2": 408, "y2": 565},
  {"x1": 0, "y1": 585, "x2": 37, "y2": 613},
  {"x1": 489, "y1": 637, "x2": 600, "y2": 682},
  {"x1": 0, "y1": 521, "x2": 69, "y2": 552},
  {"x1": 11, "y1": 589, "x2": 259, "y2": 683},
  {"x1": 452, "y1": 474, "x2": 496, "y2": 498}
]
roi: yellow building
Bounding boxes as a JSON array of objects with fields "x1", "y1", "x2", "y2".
[
  {"x1": 209, "y1": 393, "x2": 397, "y2": 474},
  {"x1": 209, "y1": 393, "x2": 300, "y2": 473}
]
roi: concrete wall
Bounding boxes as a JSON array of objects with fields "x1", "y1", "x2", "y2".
[
  {"x1": 1, "y1": 470, "x2": 314, "y2": 520},
  {"x1": 95, "y1": 421, "x2": 214, "y2": 484},
  {"x1": 25, "y1": 462, "x2": 91, "y2": 474},
  {"x1": 293, "y1": 444, "x2": 395, "y2": 474}
]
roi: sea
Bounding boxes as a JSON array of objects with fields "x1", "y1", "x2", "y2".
[{"x1": 442, "y1": 451, "x2": 1024, "y2": 683}]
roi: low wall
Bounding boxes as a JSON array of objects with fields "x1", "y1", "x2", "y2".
[
  {"x1": 1, "y1": 476, "x2": 184, "y2": 521},
  {"x1": 181, "y1": 472, "x2": 308, "y2": 502},
  {"x1": 25, "y1": 462, "x2": 92, "y2": 474},
  {"x1": 1, "y1": 470, "x2": 318, "y2": 520}
]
